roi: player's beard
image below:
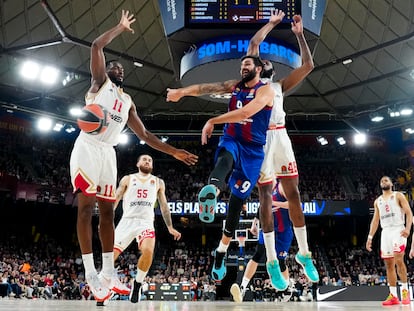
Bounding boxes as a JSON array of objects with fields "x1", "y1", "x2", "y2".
[
  {"x1": 108, "y1": 74, "x2": 123, "y2": 88},
  {"x1": 241, "y1": 68, "x2": 256, "y2": 84},
  {"x1": 139, "y1": 165, "x2": 152, "y2": 174},
  {"x1": 381, "y1": 185, "x2": 391, "y2": 191}
]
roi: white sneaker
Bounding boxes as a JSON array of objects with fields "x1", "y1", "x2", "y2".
[
  {"x1": 87, "y1": 273, "x2": 111, "y2": 302},
  {"x1": 99, "y1": 270, "x2": 130, "y2": 295},
  {"x1": 230, "y1": 283, "x2": 243, "y2": 303}
]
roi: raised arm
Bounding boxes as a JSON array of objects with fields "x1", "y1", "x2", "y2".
[
  {"x1": 246, "y1": 9, "x2": 285, "y2": 56},
  {"x1": 157, "y1": 179, "x2": 181, "y2": 240},
  {"x1": 280, "y1": 15, "x2": 314, "y2": 93},
  {"x1": 89, "y1": 10, "x2": 135, "y2": 92},
  {"x1": 127, "y1": 103, "x2": 198, "y2": 166},
  {"x1": 166, "y1": 80, "x2": 238, "y2": 102}
]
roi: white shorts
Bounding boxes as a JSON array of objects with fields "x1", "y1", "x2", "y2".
[
  {"x1": 258, "y1": 126, "x2": 298, "y2": 185},
  {"x1": 70, "y1": 135, "x2": 117, "y2": 201},
  {"x1": 114, "y1": 218, "x2": 155, "y2": 252},
  {"x1": 380, "y1": 225, "x2": 407, "y2": 259}
]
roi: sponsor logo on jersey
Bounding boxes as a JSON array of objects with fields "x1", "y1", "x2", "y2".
[{"x1": 110, "y1": 113, "x2": 123, "y2": 123}]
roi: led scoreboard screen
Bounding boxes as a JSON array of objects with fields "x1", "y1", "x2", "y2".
[{"x1": 187, "y1": 0, "x2": 300, "y2": 25}]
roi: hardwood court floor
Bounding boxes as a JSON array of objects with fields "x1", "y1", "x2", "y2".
[{"x1": 0, "y1": 299, "x2": 404, "y2": 311}]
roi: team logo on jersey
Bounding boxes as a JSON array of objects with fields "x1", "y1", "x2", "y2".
[
  {"x1": 234, "y1": 179, "x2": 242, "y2": 189},
  {"x1": 246, "y1": 89, "x2": 255, "y2": 99},
  {"x1": 150, "y1": 179, "x2": 155, "y2": 185},
  {"x1": 281, "y1": 165, "x2": 287, "y2": 173}
]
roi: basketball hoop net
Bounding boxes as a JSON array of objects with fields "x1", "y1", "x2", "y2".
[{"x1": 236, "y1": 236, "x2": 246, "y2": 248}]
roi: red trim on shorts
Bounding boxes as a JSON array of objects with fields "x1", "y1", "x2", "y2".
[
  {"x1": 276, "y1": 174, "x2": 299, "y2": 179},
  {"x1": 257, "y1": 180, "x2": 273, "y2": 187},
  {"x1": 113, "y1": 246, "x2": 123, "y2": 253},
  {"x1": 96, "y1": 194, "x2": 116, "y2": 202},
  {"x1": 268, "y1": 125, "x2": 285, "y2": 130},
  {"x1": 74, "y1": 173, "x2": 95, "y2": 195}
]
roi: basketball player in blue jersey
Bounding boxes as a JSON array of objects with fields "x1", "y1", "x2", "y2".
[
  {"x1": 245, "y1": 9, "x2": 319, "y2": 290},
  {"x1": 230, "y1": 179, "x2": 293, "y2": 303},
  {"x1": 366, "y1": 176, "x2": 412, "y2": 306},
  {"x1": 167, "y1": 56, "x2": 275, "y2": 284},
  {"x1": 69, "y1": 10, "x2": 198, "y2": 303}
]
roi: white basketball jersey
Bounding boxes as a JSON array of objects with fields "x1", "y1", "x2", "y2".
[
  {"x1": 80, "y1": 77, "x2": 132, "y2": 146},
  {"x1": 377, "y1": 192, "x2": 405, "y2": 228},
  {"x1": 121, "y1": 173, "x2": 160, "y2": 221},
  {"x1": 262, "y1": 79, "x2": 285, "y2": 126}
]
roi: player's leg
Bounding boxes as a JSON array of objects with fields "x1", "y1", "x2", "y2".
[
  {"x1": 131, "y1": 233, "x2": 155, "y2": 303},
  {"x1": 198, "y1": 147, "x2": 234, "y2": 223},
  {"x1": 381, "y1": 229, "x2": 400, "y2": 306},
  {"x1": 395, "y1": 252, "x2": 410, "y2": 304}
]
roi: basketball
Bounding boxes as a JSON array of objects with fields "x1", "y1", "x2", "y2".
[{"x1": 76, "y1": 104, "x2": 110, "y2": 135}]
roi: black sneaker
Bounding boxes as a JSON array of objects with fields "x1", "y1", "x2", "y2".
[{"x1": 130, "y1": 280, "x2": 142, "y2": 303}]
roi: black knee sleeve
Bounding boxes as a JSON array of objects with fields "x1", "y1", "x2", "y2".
[
  {"x1": 223, "y1": 194, "x2": 244, "y2": 238},
  {"x1": 279, "y1": 258, "x2": 287, "y2": 272},
  {"x1": 208, "y1": 149, "x2": 233, "y2": 191},
  {"x1": 252, "y1": 243, "x2": 266, "y2": 263}
]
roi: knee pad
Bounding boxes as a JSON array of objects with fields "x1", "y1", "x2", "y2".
[{"x1": 223, "y1": 194, "x2": 244, "y2": 237}]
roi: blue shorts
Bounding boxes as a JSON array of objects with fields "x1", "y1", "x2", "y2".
[
  {"x1": 258, "y1": 213, "x2": 294, "y2": 259},
  {"x1": 216, "y1": 135, "x2": 264, "y2": 200}
]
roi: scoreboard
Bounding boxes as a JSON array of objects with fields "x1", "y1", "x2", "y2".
[{"x1": 187, "y1": 0, "x2": 300, "y2": 25}]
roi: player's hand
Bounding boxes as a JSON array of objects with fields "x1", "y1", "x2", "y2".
[
  {"x1": 365, "y1": 239, "x2": 372, "y2": 252},
  {"x1": 249, "y1": 221, "x2": 259, "y2": 236},
  {"x1": 166, "y1": 88, "x2": 184, "y2": 102},
  {"x1": 169, "y1": 228, "x2": 182, "y2": 241},
  {"x1": 400, "y1": 228, "x2": 410, "y2": 238},
  {"x1": 201, "y1": 120, "x2": 214, "y2": 145},
  {"x1": 269, "y1": 9, "x2": 285, "y2": 25},
  {"x1": 173, "y1": 149, "x2": 198, "y2": 166},
  {"x1": 410, "y1": 246, "x2": 414, "y2": 259},
  {"x1": 119, "y1": 10, "x2": 136, "y2": 34},
  {"x1": 291, "y1": 15, "x2": 303, "y2": 35}
]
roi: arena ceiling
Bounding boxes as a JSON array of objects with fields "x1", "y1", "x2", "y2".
[{"x1": 0, "y1": 0, "x2": 414, "y2": 136}]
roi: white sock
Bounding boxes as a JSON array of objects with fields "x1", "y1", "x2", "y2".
[
  {"x1": 241, "y1": 277, "x2": 250, "y2": 292},
  {"x1": 135, "y1": 268, "x2": 147, "y2": 284},
  {"x1": 263, "y1": 231, "x2": 277, "y2": 262},
  {"x1": 390, "y1": 286, "x2": 397, "y2": 297},
  {"x1": 294, "y1": 226, "x2": 309, "y2": 255},
  {"x1": 102, "y1": 252, "x2": 114, "y2": 276},
  {"x1": 82, "y1": 253, "x2": 96, "y2": 277},
  {"x1": 217, "y1": 240, "x2": 229, "y2": 253},
  {"x1": 402, "y1": 283, "x2": 408, "y2": 291}
]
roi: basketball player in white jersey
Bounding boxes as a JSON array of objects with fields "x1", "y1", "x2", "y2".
[
  {"x1": 113, "y1": 154, "x2": 181, "y2": 303},
  {"x1": 245, "y1": 9, "x2": 319, "y2": 290},
  {"x1": 69, "y1": 10, "x2": 197, "y2": 303},
  {"x1": 366, "y1": 176, "x2": 412, "y2": 306}
]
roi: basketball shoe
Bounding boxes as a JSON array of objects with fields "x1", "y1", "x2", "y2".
[
  {"x1": 211, "y1": 250, "x2": 227, "y2": 281},
  {"x1": 86, "y1": 273, "x2": 111, "y2": 302},
  {"x1": 266, "y1": 259, "x2": 288, "y2": 291},
  {"x1": 295, "y1": 252, "x2": 319, "y2": 283},
  {"x1": 230, "y1": 283, "x2": 244, "y2": 303},
  {"x1": 382, "y1": 293, "x2": 400, "y2": 306},
  {"x1": 198, "y1": 184, "x2": 217, "y2": 223},
  {"x1": 130, "y1": 280, "x2": 142, "y2": 303},
  {"x1": 99, "y1": 269, "x2": 130, "y2": 295},
  {"x1": 401, "y1": 289, "x2": 410, "y2": 305}
]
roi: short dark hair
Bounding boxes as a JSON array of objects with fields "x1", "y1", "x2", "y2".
[
  {"x1": 105, "y1": 59, "x2": 120, "y2": 70},
  {"x1": 240, "y1": 55, "x2": 264, "y2": 68}
]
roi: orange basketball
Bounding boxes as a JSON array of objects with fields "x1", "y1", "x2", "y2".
[{"x1": 77, "y1": 104, "x2": 110, "y2": 135}]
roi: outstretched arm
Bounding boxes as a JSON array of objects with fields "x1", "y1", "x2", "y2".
[
  {"x1": 166, "y1": 80, "x2": 238, "y2": 102},
  {"x1": 89, "y1": 10, "x2": 135, "y2": 92},
  {"x1": 127, "y1": 103, "x2": 198, "y2": 166},
  {"x1": 280, "y1": 15, "x2": 314, "y2": 93},
  {"x1": 201, "y1": 84, "x2": 274, "y2": 144},
  {"x1": 246, "y1": 9, "x2": 285, "y2": 56}
]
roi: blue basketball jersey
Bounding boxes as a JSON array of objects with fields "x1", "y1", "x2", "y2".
[{"x1": 223, "y1": 80, "x2": 272, "y2": 145}]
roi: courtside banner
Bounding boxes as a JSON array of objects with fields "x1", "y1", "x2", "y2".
[
  {"x1": 317, "y1": 285, "x2": 392, "y2": 301},
  {"x1": 156, "y1": 200, "x2": 368, "y2": 216}
]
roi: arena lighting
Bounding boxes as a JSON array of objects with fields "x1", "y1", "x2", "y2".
[
  {"x1": 342, "y1": 58, "x2": 353, "y2": 65},
  {"x1": 53, "y1": 122, "x2": 64, "y2": 132},
  {"x1": 316, "y1": 135, "x2": 328, "y2": 146},
  {"x1": 37, "y1": 117, "x2": 53, "y2": 132},
  {"x1": 39, "y1": 66, "x2": 59, "y2": 85},
  {"x1": 133, "y1": 61, "x2": 143, "y2": 68},
  {"x1": 336, "y1": 136, "x2": 346, "y2": 145},
  {"x1": 400, "y1": 105, "x2": 413, "y2": 116},
  {"x1": 161, "y1": 136, "x2": 169, "y2": 142},
  {"x1": 405, "y1": 128, "x2": 414, "y2": 134},
  {"x1": 388, "y1": 107, "x2": 400, "y2": 117},
  {"x1": 353, "y1": 132, "x2": 367, "y2": 145},
  {"x1": 139, "y1": 140, "x2": 145, "y2": 145},
  {"x1": 69, "y1": 107, "x2": 83, "y2": 116},
  {"x1": 65, "y1": 125, "x2": 76, "y2": 133},
  {"x1": 118, "y1": 133, "x2": 129, "y2": 145},
  {"x1": 20, "y1": 60, "x2": 40, "y2": 80},
  {"x1": 370, "y1": 113, "x2": 383, "y2": 122}
]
